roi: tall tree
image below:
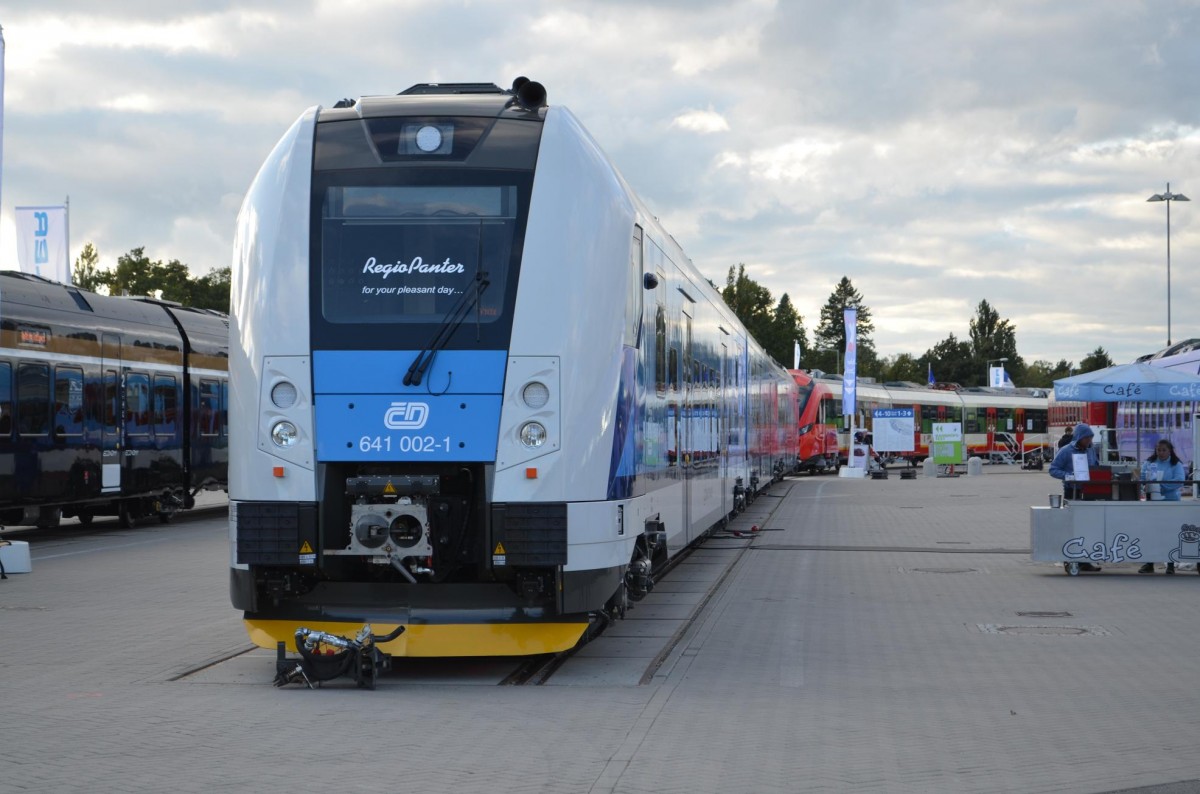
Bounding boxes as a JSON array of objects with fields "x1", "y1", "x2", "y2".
[
  {"x1": 72, "y1": 242, "x2": 105, "y2": 292},
  {"x1": 721, "y1": 263, "x2": 775, "y2": 345},
  {"x1": 94, "y1": 247, "x2": 231, "y2": 312},
  {"x1": 922, "y1": 333, "x2": 975, "y2": 386},
  {"x1": 720, "y1": 264, "x2": 809, "y2": 368},
  {"x1": 765, "y1": 292, "x2": 806, "y2": 369},
  {"x1": 189, "y1": 266, "x2": 232, "y2": 312},
  {"x1": 809, "y1": 276, "x2": 875, "y2": 374},
  {"x1": 879, "y1": 353, "x2": 923, "y2": 383},
  {"x1": 1078, "y1": 347, "x2": 1114, "y2": 374},
  {"x1": 968, "y1": 299, "x2": 1025, "y2": 385},
  {"x1": 1024, "y1": 359, "x2": 1075, "y2": 388}
]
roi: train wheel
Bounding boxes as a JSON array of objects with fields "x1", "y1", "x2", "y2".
[
  {"x1": 1064, "y1": 562, "x2": 1080, "y2": 576},
  {"x1": 77, "y1": 511, "x2": 93, "y2": 527}
]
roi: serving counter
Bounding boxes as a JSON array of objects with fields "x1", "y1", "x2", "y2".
[{"x1": 1031, "y1": 500, "x2": 1200, "y2": 575}]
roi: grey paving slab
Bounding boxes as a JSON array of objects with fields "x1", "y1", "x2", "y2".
[
  {"x1": 8, "y1": 470, "x2": 1200, "y2": 793},
  {"x1": 601, "y1": 618, "x2": 685, "y2": 638},
  {"x1": 574, "y1": 636, "x2": 667, "y2": 658}
]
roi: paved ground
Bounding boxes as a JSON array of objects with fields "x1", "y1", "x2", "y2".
[{"x1": 2, "y1": 469, "x2": 1199, "y2": 793}]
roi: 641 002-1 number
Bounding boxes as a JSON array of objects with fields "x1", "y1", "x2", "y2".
[{"x1": 359, "y1": 435, "x2": 451, "y2": 453}]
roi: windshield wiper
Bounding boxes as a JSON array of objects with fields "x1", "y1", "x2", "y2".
[{"x1": 403, "y1": 271, "x2": 491, "y2": 387}]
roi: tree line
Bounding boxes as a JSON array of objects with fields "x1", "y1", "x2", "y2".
[
  {"x1": 67, "y1": 244, "x2": 1111, "y2": 389},
  {"x1": 71, "y1": 242, "x2": 231, "y2": 312},
  {"x1": 720, "y1": 264, "x2": 1114, "y2": 389}
]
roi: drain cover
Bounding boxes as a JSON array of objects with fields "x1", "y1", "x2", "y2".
[
  {"x1": 911, "y1": 567, "x2": 977, "y2": 574},
  {"x1": 977, "y1": 624, "x2": 1109, "y2": 637},
  {"x1": 1017, "y1": 611, "x2": 1072, "y2": 618}
]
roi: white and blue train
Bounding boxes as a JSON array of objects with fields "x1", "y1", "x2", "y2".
[{"x1": 228, "y1": 79, "x2": 798, "y2": 656}]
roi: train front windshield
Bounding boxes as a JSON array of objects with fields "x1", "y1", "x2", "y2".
[{"x1": 309, "y1": 115, "x2": 539, "y2": 351}]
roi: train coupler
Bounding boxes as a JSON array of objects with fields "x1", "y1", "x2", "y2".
[{"x1": 273, "y1": 624, "x2": 406, "y2": 690}]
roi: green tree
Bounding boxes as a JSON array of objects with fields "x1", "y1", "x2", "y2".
[
  {"x1": 922, "y1": 334, "x2": 975, "y2": 386},
  {"x1": 720, "y1": 264, "x2": 808, "y2": 368},
  {"x1": 98, "y1": 247, "x2": 162, "y2": 297},
  {"x1": 764, "y1": 292, "x2": 806, "y2": 369},
  {"x1": 809, "y1": 276, "x2": 875, "y2": 375},
  {"x1": 72, "y1": 242, "x2": 105, "y2": 292},
  {"x1": 1078, "y1": 347, "x2": 1114, "y2": 374},
  {"x1": 879, "y1": 353, "x2": 924, "y2": 383},
  {"x1": 721, "y1": 264, "x2": 775, "y2": 345},
  {"x1": 1023, "y1": 360, "x2": 1073, "y2": 388},
  {"x1": 189, "y1": 266, "x2": 232, "y2": 312},
  {"x1": 94, "y1": 247, "x2": 231, "y2": 313},
  {"x1": 968, "y1": 299, "x2": 1025, "y2": 386}
]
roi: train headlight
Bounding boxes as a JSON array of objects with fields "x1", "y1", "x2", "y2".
[
  {"x1": 271, "y1": 420, "x2": 299, "y2": 448},
  {"x1": 519, "y1": 421, "x2": 547, "y2": 448},
  {"x1": 415, "y1": 125, "x2": 443, "y2": 152},
  {"x1": 522, "y1": 381, "x2": 550, "y2": 409},
  {"x1": 271, "y1": 381, "x2": 298, "y2": 409}
]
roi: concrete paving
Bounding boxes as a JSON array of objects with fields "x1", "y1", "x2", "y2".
[{"x1": 1, "y1": 468, "x2": 1198, "y2": 792}]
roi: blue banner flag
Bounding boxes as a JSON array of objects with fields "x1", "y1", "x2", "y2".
[
  {"x1": 842, "y1": 308, "x2": 857, "y2": 416},
  {"x1": 927, "y1": 362, "x2": 935, "y2": 385}
]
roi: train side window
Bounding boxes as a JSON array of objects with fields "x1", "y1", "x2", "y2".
[
  {"x1": 154, "y1": 375, "x2": 178, "y2": 438},
  {"x1": 125, "y1": 374, "x2": 151, "y2": 436},
  {"x1": 0, "y1": 362, "x2": 11, "y2": 437},
  {"x1": 54, "y1": 366, "x2": 85, "y2": 436},
  {"x1": 200, "y1": 379, "x2": 220, "y2": 437},
  {"x1": 669, "y1": 347, "x2": 679, "y2": 392},
  {"x1": 17, "y1": 363, "x2": 51, "y2": 436},
  {"x1": 104, "y1": 370, "x2": 119, "y2": 432},
  {"x1": 221, "y1": 380, "x2": 229, "y2": 437}
]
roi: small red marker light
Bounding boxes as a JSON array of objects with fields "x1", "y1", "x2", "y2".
[
  {"x1": 525, "y1": 467, "x2": 538, "y2": 479},
  {"x1": 273, "y1": 466, "x2": 285, "y2": 478}
]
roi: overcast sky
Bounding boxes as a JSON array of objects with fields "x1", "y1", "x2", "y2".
[{"x1": 2, "y1": 1, "x2": 1198, "y2": 368}]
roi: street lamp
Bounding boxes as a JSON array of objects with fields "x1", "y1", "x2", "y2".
[
  {"x1": 1147, "y1": 183, "x2": 1189, "y2": 347},
  {"x1": 986, "y1": 357, "x2": 1008, "y2": 387}
]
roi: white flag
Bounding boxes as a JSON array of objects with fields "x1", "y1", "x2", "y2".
[{"x1": 15, "y1": 205, "x2": 71, "y2": 283}]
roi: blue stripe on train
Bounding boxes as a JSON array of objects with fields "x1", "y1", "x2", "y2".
[
  {"x1": 607, "y1": 347, "x2": 639, "y2": 499},
  {"x1": 313, "y1": 350, "x2": 506, "y2": 463}
]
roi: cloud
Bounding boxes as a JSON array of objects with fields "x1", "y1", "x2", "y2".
[{"x1": 3, "y1": 0, "x2": 1200, "y2": 368}]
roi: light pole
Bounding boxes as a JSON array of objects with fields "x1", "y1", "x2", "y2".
[
  {"x1": 1147, "y1": 183, "x2": 1189, "y2": 347},
  {"x1": 986, "y1": 357, "x2": 1008, "y2": 387}
]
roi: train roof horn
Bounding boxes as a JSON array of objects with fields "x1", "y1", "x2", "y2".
[{"x1": 509, "y1": 76, "x2": 547, "y2": 110}]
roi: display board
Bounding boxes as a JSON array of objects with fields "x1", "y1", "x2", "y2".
[
  {"x1": 872, "y1": 408, "x2": 915, "y2": 452},
  {"x1": 931, "y1": 422, "x2": 963, "y2": 465}
]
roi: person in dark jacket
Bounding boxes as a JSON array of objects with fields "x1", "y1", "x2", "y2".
[
  {"x1": 1049, "y1": 423, "x2": 1101, "y2": 571},
  {"x1": 1057, "y1": 429, "x2": 1074, "y2": 449}
]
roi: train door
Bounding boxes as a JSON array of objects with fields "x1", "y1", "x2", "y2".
[
  {"x1": 719, "y1": 337, "x2": 729, "y2": 518},
  {"x1": 99, "y1": 334, "x2": 122, "y2": 495},
  {"x1": 985, "y1": 405, "x2": 997, "y2": 457},
  {"x1": 681, "y1": 302, "x2": 695, "y2": 539}
]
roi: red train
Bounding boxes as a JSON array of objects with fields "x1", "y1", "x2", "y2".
[{"x1": 788, "y1": 370, "x2": 1050, "y2": 471}]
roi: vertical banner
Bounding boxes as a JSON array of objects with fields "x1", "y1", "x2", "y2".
[
  {"x1": 843, "y1": 308, "x2": 859, "y2": 467},
  {"x1": 15, "y1": 205, "x2": 71, "y2": 283},
  {"x1": 793, "y1": 340, "x2": 800, "y2": 369},
  {"x1": 842, "y1": 308, "x2": 857, "y2": 416}
]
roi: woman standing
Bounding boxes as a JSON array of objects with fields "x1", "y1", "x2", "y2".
[{"x1": 1138, "y1": 439, "x2": 1187, "y2": 574}]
